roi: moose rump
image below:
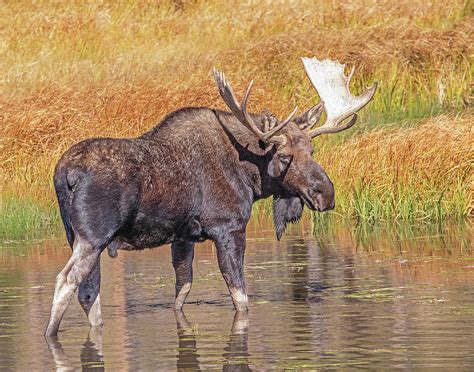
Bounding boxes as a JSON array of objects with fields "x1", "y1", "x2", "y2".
[{"x1": 49, "y1": 138, "x2": 142, "y2": 336}]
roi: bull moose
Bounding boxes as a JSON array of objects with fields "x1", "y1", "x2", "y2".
[{"x1": 45, "y1": 57, "x2": 377, "y2": 337}]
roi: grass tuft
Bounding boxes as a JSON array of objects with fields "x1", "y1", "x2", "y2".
[{"x1": 0, "y1": 194, "x2": 60, "y2": 239}]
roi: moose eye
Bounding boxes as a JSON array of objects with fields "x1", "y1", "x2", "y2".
[{"x1": 279, "y1": 155, "x2": 292, "y2": 166}]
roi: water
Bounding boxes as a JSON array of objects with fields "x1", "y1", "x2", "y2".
[{"x1": 0, "y1": 218, "x2": 473, "y2": 370}]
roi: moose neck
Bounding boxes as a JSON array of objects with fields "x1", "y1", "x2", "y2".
[{"x1": 214, "y1": 110, "x2": 283, "y2": 202}]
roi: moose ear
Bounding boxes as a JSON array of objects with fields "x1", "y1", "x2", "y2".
[
  {"x1": 272, "y1": 195, "x2": 304, "y2": 241},
  {"x1": 267, "y1": 154, "x2": 292, "y2": 178},
  {"x1": 295, "y1": 102, "x2": 324, "y2": 130}
]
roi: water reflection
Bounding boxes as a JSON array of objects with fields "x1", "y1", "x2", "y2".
[
  {"x1": 80, "y1": 328, "x2": 105, "y2": 372},
  {"x1": 44, "y1": 309, "x2": 252, "y2": 371},
  {"x1": 174, "y1": 310, "x2": 252, "y2": 371},
  {"x1": 222, "y1": 312, "x2": 251, "y2": 372},
  {"x1": 47, "y1": 328, "x2": 104, "y2": 371},
  {"x1": 0, "y1": 219, "x2": 473, "y2": 369},
  {"x1": 174, "y1": 310, "x2": 200, "y2": 370}
]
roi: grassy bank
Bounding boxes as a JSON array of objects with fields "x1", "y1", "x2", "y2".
[
  {"x1": 0, "y1": 194, "x2": 60, "y2": 239},
  {"x1": 1, "y1": 0, "x2": 472, "y2": 237},
  {"x1": 316, "y1": 113, "x2": 473, "y2": 223}
]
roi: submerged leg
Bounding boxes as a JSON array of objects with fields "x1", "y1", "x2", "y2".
[
  {"x1": 171, "y1": 241, "x2": 195, "y2": 311},
  {"x1": 45, "y1": 237, "x2": 100, "y2": 338},
  {"x1": 215, "y1": 230, "x2": 249, "y2": 312},
  {"x1": 78, "y1": 256, "x2": 103, "y2": 327}
]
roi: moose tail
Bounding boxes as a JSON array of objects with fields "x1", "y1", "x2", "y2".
[{"x1": 53, "y1": 165, "x2": 76, "y2": 249}]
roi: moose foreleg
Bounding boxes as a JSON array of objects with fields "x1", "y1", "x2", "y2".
[
  {"x1": 215, "y1": 230, "x2": 249, "y2": 312},
  {"x1": 171, "y1": 241, "x2": 195, "y2": 311},
  {"x1": 78, "y1": 256, "x2": 103, "y2": 327}
]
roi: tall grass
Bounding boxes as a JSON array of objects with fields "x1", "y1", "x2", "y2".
[
  {"x1": 0, "y1": 0, "x2": 472, "y2": 236},
  {"x1": 314, "y1": 113, "x2": 473, "y2": 223},
  {"x1": 0, "y1": 194, "x2": 60, "y2": 238}
]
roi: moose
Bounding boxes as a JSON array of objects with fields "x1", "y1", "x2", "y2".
[{"x1": 45, "y1": 57, "x2": 377, "y2": 337}]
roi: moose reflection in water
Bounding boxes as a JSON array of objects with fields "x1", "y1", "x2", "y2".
[
  {"x1": 46, "y1": 310, "x2": 250, "y2": 371},
  {"x1": 175, "y1": 311, "x2": 251, "y2": 371},
  {"x1": 46, "y1": 327, "x2": 104, "y2": 371}
]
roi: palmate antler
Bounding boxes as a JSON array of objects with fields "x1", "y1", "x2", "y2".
[
  {"x1": 301, "y1": 58, "x2": 377, "y2": 138},
  {"x1": 213, "y1": 68, "x2": 298, "y2": 146}
]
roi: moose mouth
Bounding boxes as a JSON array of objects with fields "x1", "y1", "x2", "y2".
[{"x1": 300, "y1": 191, "x2": 319, "y2": 212}]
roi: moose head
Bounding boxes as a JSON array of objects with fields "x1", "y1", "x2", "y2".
[{"x1": 214, "y1": 58, "x2": 377, "y2": 239}]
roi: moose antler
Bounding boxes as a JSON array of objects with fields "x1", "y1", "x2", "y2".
[
  {"x1": 301, "y1": 58, "x2": 377, "y2": 138},
  {"x1": 213, "y1": 68, "x2": 298, "y2": 146}
]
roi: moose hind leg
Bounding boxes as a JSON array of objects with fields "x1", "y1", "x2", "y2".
[
  {"x1": 171, "y1": 241, "x2": 195, "y2": 311},
  {"x1": 78, "y1": 256, "x2": 103, "y2": 327},
  {"x1": 45, "y1": 237, "x2": 100, "y2": 337}
]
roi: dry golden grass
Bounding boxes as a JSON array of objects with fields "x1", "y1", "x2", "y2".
[
  {"x1": 0, "y1": 0, "x2": 472, "y2": 232},
  {"x1": 318, "y1": 113, "x2": 473, "y2": 220},
  {"x1": 323, "y1": 114, "x2": 472, "y2": 187}
]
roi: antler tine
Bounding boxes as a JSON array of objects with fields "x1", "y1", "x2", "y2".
[
  {"x1": 346, "y1": 66, "x2": 355, "y2": 91},
  {"x1": 272, "y1": 106, "x2": 298, "y2": 132},
  {"x1": 212, "y1": 67, "x2": 244, "y2": 123},
  {"x1": 301, "y1": 57, "x2": 377, "y2": 138},
  {"x1": 213, "y1": 67, "x2": 295, "y2": 145},
  {"x1": 309, "y1": 113, "x2": 358, "y2": 137},
  {"x1": 240, "y1": 80, "x2": 269, "y2": 140},
  {"x1": 241, "y1": 89, "x2": 297, "y2": 141}
]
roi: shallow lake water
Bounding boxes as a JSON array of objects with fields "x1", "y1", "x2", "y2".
[{"x1": 0, "y1": 218, "x2": 473, "y2": 370}]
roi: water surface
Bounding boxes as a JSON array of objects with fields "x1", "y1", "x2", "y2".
[{"x1": 1, "y1": 219, "x2": 473, "y2": 369}]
